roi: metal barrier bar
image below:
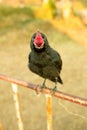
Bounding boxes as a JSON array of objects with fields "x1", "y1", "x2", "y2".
[
  {"x1": 46, "y1": 94, "x2": 52, "y2": 130},
  {"x1": 0, "y1": 74, "x2": 87, "y2": 107}
]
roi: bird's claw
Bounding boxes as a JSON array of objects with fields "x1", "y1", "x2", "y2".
[
  {"x1": 35, "y1": 84, "x2": 46, "y2": 95},
  {"x1": 40, "y1": 84, "x2": 46, "y2": 92},
  {"x1": 51, "y1": 86, "x2": 57, "y2": 95},
  {"x1": 40, "y1": 79, "x2": 46, "y2": 92}
]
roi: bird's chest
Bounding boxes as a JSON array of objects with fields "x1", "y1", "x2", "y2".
[{"x1": 31, "y1": 52, "x2": 51, "y2": 67}]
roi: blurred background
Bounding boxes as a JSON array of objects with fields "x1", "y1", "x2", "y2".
[{"x1": 0, "y1": 0, "x2": 87, "y2": 130}]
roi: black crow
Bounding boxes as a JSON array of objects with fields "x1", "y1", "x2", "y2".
[{"x1": 28, "y1": 31, "x2": 63, "y2": 91}]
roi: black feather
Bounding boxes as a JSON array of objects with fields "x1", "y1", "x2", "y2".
[{"x1": 28, "y1": 32, "x2": 63, "y2": 85}]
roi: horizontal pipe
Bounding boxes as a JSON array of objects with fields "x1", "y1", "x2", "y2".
[{"x1": 0, "y1": 74, "x2": 87, "y2": 107}]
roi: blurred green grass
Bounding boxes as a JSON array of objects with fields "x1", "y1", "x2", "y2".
[
  {"x1": 80, "y1": 0, "x2": 87, "y2": 7},
  {"x1": 0, "y1": 5, "x2": 87, "y2": 130},
  {"x1": 0, "y1": 5, "x2": 34, "y2": 35}
]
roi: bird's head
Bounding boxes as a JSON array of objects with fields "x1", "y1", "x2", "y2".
[
  {"x1": 34, "y1": 31, "x2": 44, "y2": 49},
  {"x1": 30, "y1": 31, "x2": 49, "y2": 51}
]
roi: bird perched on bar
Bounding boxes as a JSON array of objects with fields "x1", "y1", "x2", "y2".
[{"x1": 28, "y1": 31, "x2": 63, "y2": 91}]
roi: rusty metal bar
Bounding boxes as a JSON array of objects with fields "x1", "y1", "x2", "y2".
[
  {"x1": 0, "y1": 74, "x2": 87, "y2": 107},
  {"x1": 46, "y1": 94, "x2": 52, "y2": 130},
  {"x1": 0, "y1": 123, "x2": 2, "y2": 130}
]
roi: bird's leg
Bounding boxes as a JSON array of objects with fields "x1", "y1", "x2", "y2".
[
  {"x1": 52, "y1": 77, "x2": 58, "y2": 93},
  {"x1": 40, "y1": 79, "x2": 46, "y2": 91}
]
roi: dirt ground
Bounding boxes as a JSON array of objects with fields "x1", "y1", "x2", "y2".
[{"x1": 0, "y1": 33, "x2": 87, "y2": 130}]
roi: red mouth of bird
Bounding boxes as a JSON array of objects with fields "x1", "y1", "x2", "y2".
[
  {"x1": 34, "y1": 31, "x2": 44, "y2": 48},
  {"x1": 36, "y1": 42, "x2": 44, "y2": 47},
  {"x1": 34, "y1": 40, "x2": 44, "y2": 48}
]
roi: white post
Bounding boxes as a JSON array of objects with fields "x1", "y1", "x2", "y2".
[{"x1": 12, "y1": 83, "x2": 24, "y2": 130}]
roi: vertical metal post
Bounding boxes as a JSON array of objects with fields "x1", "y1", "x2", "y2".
[
  {"x1": 12, "y1": 83, "x2": 24, "y2": 130},
  {"x1": 0, "y1": 123, "x2": 2, "y2": 130},
  {"x1": 45, "y1": 94, "x2": 52, "y2": 130}
]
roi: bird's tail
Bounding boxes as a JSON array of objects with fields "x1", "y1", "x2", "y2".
[{"x1": 58, "y1": 76, "x2": 63, "y2": 84}]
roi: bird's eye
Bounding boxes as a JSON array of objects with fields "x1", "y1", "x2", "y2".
[
  {"x1": 33, "y1": 35, "x2": 36, "y2": 39},
  {"x1": 42, "y1": 35, "x2": 44, "y2": 39}
]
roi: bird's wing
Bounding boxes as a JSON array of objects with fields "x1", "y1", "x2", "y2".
[
  {"x1": 52, "y1": 51, "x2": 62, "y2": 73},
  {"x1": 57, "y1": 52, "x2": 62, "y2": 70},
  {"x1": 28, "y1": 52, "x2": 32, "y2": 64}
]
